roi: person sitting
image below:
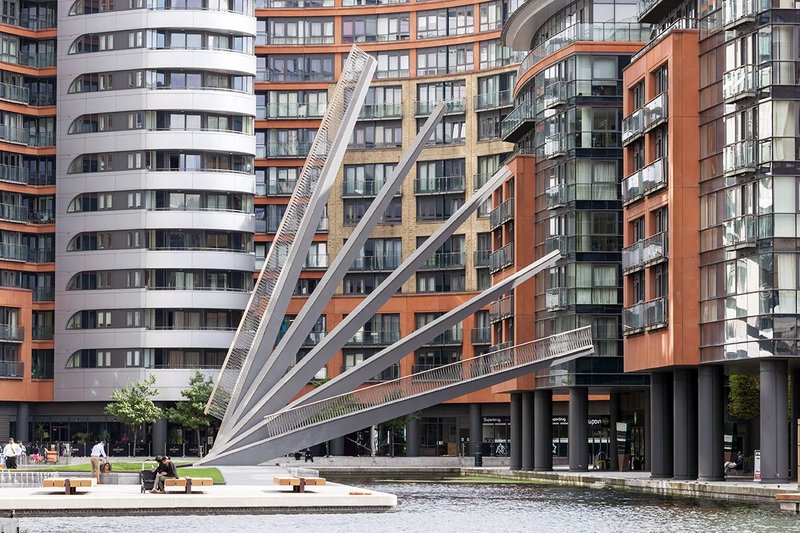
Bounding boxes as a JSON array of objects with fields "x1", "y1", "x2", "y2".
[
  {"x1": 724, "y1": 451, "x2": 744, "y2": 475},
  {"x1": 150, "y1": 455, "x2": 178, "y2": 494}
]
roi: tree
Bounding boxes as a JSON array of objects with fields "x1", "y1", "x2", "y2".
[
  {"x1": 728, "y1": 374, "x2": 760, "y2": 421},
  {"x1": 167, "y1": 371, "x2": 214, "y2": 457},
  {"x1": 104, "y1": 374, "x2": 163, "y2": 454}
]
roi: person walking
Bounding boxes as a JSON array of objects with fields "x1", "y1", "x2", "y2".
[
  {"x1": 2, "y1": 438, "x2": 20, "y2": 469},
  {"x1": 90, "y1": 440, "x2": 107, "y2": 480},
  {"x1": 304, "y1": 448, "x2": 314, "y2": 463}
]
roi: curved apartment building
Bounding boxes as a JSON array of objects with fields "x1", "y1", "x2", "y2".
[{"x1": 54, "y1": 2, "x2": 257, "y2": 413}]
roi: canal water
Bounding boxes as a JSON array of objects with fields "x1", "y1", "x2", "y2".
[{"x1": 19, "y1": 481, "x2": 799, "y2": 532}]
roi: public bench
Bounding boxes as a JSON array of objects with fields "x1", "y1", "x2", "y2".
[
  {"x1": 42, "y1": 477, "x2": 96, "y2": 495},
  {"x1": 164, "y1": 477, "x2": 214, "y2": 494},
  {"x1": 273, "y1": 475, "x2": 326, "y2": 493}
]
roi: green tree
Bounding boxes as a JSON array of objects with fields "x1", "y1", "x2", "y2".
[
  {"x1": 104, "y1": 374, "x2": 163, "y2": 454},
  {"x1": 728, "y1": 374, "x2": 760, "y2": 421},
  {"x1": 167, "y1": 371, "x2": 214, "y2": 457}
]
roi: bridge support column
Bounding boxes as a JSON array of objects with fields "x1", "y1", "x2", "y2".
[
  {"x1": 698, "y1": 365, "x2": 724, "y2": 481},
  {"x1": 15, "y1": 402, "x2": 29, "y2": 443},
  {"x1": 521, "y1": 392, "x2": 534, "y2": 471},
  {"x1": 650, "y1": 371, "x2": 673, "y2": 478},
  {"x1": 608, "y1": 391, "x2": 619, "y2": 471},
  {"x1": 760, "y1": 359, "x2": 789, "y2": 483},
  {"x1": 534, "y1": 389, "x2": 552, "y2": 471},
  {"x1": 330, "y1": 437, "x2": 345, "y2": 456},
  {"x1": 469, "y1": 404, "x2": 482, "y2": 456},
  {"x1": 510, "y1": 393, "x2": 522, "y2": 470},
  {"x1": 673, "y1": 368, "x2": 698, "y2": 480},
  {"x1": 568, "y1": 387, "x2": 588, "y2": 471}
]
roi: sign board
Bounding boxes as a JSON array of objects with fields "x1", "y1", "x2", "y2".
[
  {"x1": 754, "y1": 449, "x2": 761, "y2": 481},
  {"x1": 482, "y1": 416, "x2": 510, "y2": 424}
]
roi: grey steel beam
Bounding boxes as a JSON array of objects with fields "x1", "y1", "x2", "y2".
[
  {"x1": 222, "y1": 103, "x2": 448, "y2": 432},
  {"x1": 212, "y1": 165, "x2": 511, "y2": 449},
  {"x1": 200, "y1": 342, "x2": 595, "y2": 465}
]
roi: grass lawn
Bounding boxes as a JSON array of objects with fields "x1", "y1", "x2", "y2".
[{"x1": 23, "y1": 462, "x2": 225, "y2": 484}]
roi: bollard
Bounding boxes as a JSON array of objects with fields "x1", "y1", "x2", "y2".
[{"x1": 474, "y1": 452, "x2": 483, "y2": 467}]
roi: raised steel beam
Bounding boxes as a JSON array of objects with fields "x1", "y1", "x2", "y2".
[
  {"x1": 220, "y1": 103, "x2": 448, "y2": 436},
  {"x1": 208, "y1": 47, "x2": 376, "y2": 441},
  {"x1": 210, "y1": 165, "x2": 511, "y2": 451},
  {"x1": 199, "y1": 328, "x2": 594, "y2": 465}
]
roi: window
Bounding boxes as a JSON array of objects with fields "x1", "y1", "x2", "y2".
[
  {"x1": 126, "y1": 350, "x2": 141, "y2": 367},
  {"x1": 126, "y1": 310, "x2": 141, "y2": 326},
  {"x1": 417, "y1": 45, "x2": 473, "y2": 76},
  {"x1": 97, "y1": 351, "x2": 111, "y2": 367},
  {"x1": 97, "y1": 311, "x2": 112, "y2": 327},
  {"x1": 343, "y1": 14, "x2": 409, "y2": 42},
  {"x1": 375, "y1": 51, "x2": 409, "y2": 79},
  {"x1": 349, "y1": 121, "x2": 402, "y2": 149},
  {"x1": 479, "y1": 1, "x2": 503, "y2": 31}
]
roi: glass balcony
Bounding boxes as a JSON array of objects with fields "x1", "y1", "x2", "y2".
[
  {"x1": 723, "y1": 64, "x2": 758, "y2": 103},
  {"x1": 474, "y1": 250, "x2": 490, "y2": 268},
  {"x1": 722, "y1": 0, "x2": 756, "y2": 30},
  {"x1": 489, "y1": 243, "x2": 513, "y2": 273},
  {"x1": 0, "y1": 125, "x2": 53, "y2": 146},
  {"x1": 471, "y1": 327, "x2": 491, "y2": 345},
  {"x1": 367, "y1": 364, "x2": 400, "y2": 382},
  {"x1": 0, "y1": 82, "x2": 29, "y2": 105},
  {"x1": 543, "y1": 133, "x2": 567, "y2": 158},
  {"x1": 346, "y1": 330, "x2": 401, "y2": 346},
  {"x1": 32, "y1": 287, "x2": 54, "y2": 302},
  {"x1": 414, "y1": 98, "x2": 466, "y2": 116},
  {"x1": 32, "y1": 325, "x2": 53, "y2": 341},
  {"x1": 30, "y1": 248, "x2": 54, "y2": 263},
  {"x1": 622, "y1": 108, "x2": 643, "y2": 145},
  {"x1": 723, "y1": 139, "x2": 757, "y2": 176},
  {"x1": 0, "y1": 203, "x2": 28, "y2": 223},
  {"x1": 622, "y1": 169, "x2": 643, "y2": 204},
  {"x1": 0, "y1": 324, "x2": 23, "y2": 342},
  {"x1": 343, "y1": 180, "x2": 397, "y2": 197},
  {"x1": 258, "y1": 0, "x2": 334, "y2": 6},
  {"x1": 350, "y1": 255, "x2": 401, "y2": 271},
  {"x1": 545, "y1": 185, "x2": 568, "y2": 209},
  {"x1": 623, "y1": 232, "x2": 668, "y2": 272},
  {"x1": 474, "y1": 90, "x2": 514, "y2": 111},
  {"x1": 265, "y1": 102, "x2": 327, "y2": 119},
  {"x1": 0, "y1": 243, "x2": 28, "y2": 262},
  {"x1": 265, "y1": 36, "x2": 334, "y2": 46},
  {"x1": 0, "y1": 164, "x2": 28, "y2": 185},
  {"x1": 265, "y1": 142, "x2": 312, "y2": 158},
  {"x1": 489, "y1": 294, "x2": 514, "y2": 323},
  {"x1": 0, "y1": 360, "x2": 22, "y2": 379},
  {"x1": 622, "y1": 240, "x2": 643, "y2": 272},
  {"x1": 501, "y1": 102, "x2": 534, "y2": 142},
  {"x1": 414, "y1": 175, "x2": 465, "y2": 195},
  {"x1": 643, "y1": 93, "x2": 667, "y2": 131},
  {"x1": 489, "y1": 198, "x2": 514, "y2": 230},
  {"x1": 427, "y1": 328, "x2": 463, "y2": 345},
  {"x1": 623, "y1": 296, "x2": 668, "y2": 335},
  {"x1": 545, "y1": 287, "x2": 568, "y2": 311},
  {"x1": 545, "y1": 235, "x2": 569, "y2": 255},
  {"x1": 420, "y1": 251, "x2": 466, "y2": 270},
  {"x1": 263, "y1": 179, "x2": 297, "y2": 196},
  {"x1": 359, "y1": 103, "x2": 403, "y2": 120},
  {"x1": 723, "y1": 215, "x2": 757, "y2": 249},
  {"x1": 541, "y1": 81, "x2": 567, "y2": 110},
  {"x1": 641, "y1": 157, "x2": 668, "y2": 193}
]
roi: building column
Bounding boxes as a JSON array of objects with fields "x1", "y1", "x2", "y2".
[
  {"x1": 673, "y1": 368, "x2": 698, "y2": 480},
  {"x1": 521, "y1": 392, "x2": 534, "y2": 471},
  {"x1": 650, "y1": 371, "x2": 673, "y2": 478},
  {"x1": 698, "y1": 365, "x2": 724, "y2": 481},
  {"x1": 760, "y1": 359, "x2": 789, "y2": 483},
  {"x1": 644, "y1": 389, "x2": 651, "y2": 472},
  {"x1": 330, "y1": 436, "x2": 345, "y2": 456},
  {"x1": 152, "y1": 418, "x2": 168, "y2": 457},
  {"x1": 791, "y1": 369, "x2": 800, "y2": 481},
  {"x1": 534, "y1": 389, "x2": 553, "y2": 471},
  {"x1": 469, "y1": 403, "x2": 482, "y2": 456},
  {"x1": 568, "y1": 387, "x2": 588, "y2": 471},
  {"x1": 15, "y1": 402, "x2": 29, "y2": 443},
  {"x1": 609, "y1": 391, "x2": 620, "y2": 471},
  {"x1": 510, "y1": 392, "x2": 522, "y2": 470}
]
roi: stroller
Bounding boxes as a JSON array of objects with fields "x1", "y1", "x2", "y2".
[{"x1": 140, "y1": 462, "x2": 156, "y2": 493}]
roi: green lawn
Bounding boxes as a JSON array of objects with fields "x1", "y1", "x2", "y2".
[{"x1": 25, "y1": 462, "x2": 224, "y2": 484}]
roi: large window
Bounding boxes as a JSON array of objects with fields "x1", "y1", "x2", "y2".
[
  {"x1": 267, "y1": 18, "x2": 334, "y2": 45},
  {"x1": 417, "y1": 45, "x2": 473, "y2": 76},
  {"x1": 343, "y1": 14, "x2": 409, "y2": 42},
  {"x1": 374, "y1": 51, "x2": 409, "y2": 79}
]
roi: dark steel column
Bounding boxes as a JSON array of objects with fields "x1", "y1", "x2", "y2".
[
  {"x1": 406, "y1": 416, "x2": 419, "y2": 457},
  {"x1": 15, "y1": 402, "x2": 29, "y2": 443},
  {"x1": 568, "y1": 387, "x2": 588, "y2": 471},
  {"x1": 698, "y1": 365, "x2": 724, "y2": 481},
  {"x1": 521, "y1": 392, "x2": 534, "y2": 471},
  {"x1": 534, "y1": 389, "x2": 553, "y2": 471},
  {"x1": 791, "y1": 369, "x2": 800, "y2": 481},
  {"x1": 152, "y1": 417, "x2": 167, "y2": 457},
  {"x1": 330, "y1": 436, "x2": 345, "y2": 456},
  {"x1": 609, "y1": 391, "x2": 620, "y2": 471},
  {"x1": 673, "y1": 368, "x2": 698, "y2": 480},
  {"x1": 469, "y1": 403, "x2": 482, "y2": 455},
  {"x1": 760, "y1": 359, "x2": 789, "y2": 483},
  {"x1": 644, "y1": 389, "x2": 651, "y2": 472},
  {"x1": 510, "y1": 392, "x2": 522, "y2": 470},
  {"x1": 650, "y1": 371, "x2": 673, "y2": 478}
]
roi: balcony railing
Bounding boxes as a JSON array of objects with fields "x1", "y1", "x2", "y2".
[
  {"x1": 723, "y1": 64, "x2": 758, "y2": 103},
  {"x1": 264, "y1": 102, "x2": 327, "y2": 119},
  {"x1": 346, "y1": 330, "x2": 401, "y2": 346},
  {"x1": 0, "y1": 360, "x2": 22, "y2": 379},
  {"x1": 359, "y1": 103, "x2": 403, "y2": 120},
  {"x1": 420, "y1": 251, "x2": 466, "y2": 270},
  {"x1": 0, "y1": 82, "x2": 29, "y2": 105},
  {"x1": 500, "y1": 101, "x2": 534, "y2": 141},
  {"x1": 0, "y1": 125, "x2": 54, "y2": 147},
  {"x1": 343, "y1": 180, "x2": 398, "y2": 197},
  {"x1": 622, "y1": 108, "x2": 643, "y2": 145},
  {"x1": 622, "y1": 157, "x2": 668, "y2": 204},
  {"x1": 414, "y1": 175, "x2": 465, "y2": 195},
  {"x1": 415, "y1": 99, "x2": 466, "y2": 116},
  {"x1": 0, "y1": 324, "x2": 23, "y2": 342},
  {"x1": 474, "y1": 90, "x2": 514, "y2": 111},
  {"x1": 265, "y1": 36, "x2": 335, "y2": 46},
  {"x1": 623, "y1": 297, "x2": 668, "y2": 335},
  {"x1": 32, "y1": 287, "x2": 54, "y2": 302},
  {"x1": 474, "y1": 250, "x2": 490, "y2": 268},
  {"x1": 426, "y1": 328, "x2": 463, "y2": 345},
  {"x1": 32, "y1": 325, "x2": 53, "y2": 340},
  {"x1": 541, "y1": 81, "x2": 567, "y2": 110},
  {"x1": 471, "y1": 327, "x2": 491, "y2": 345},
  {"x1": 545, "y1": 287, "x2": 568, "y2": 311},
  {"x1": 643, "y1": 92, "x2": 667, "y2": 131},
  {"x1": 489, "y1": 198, "x2": 514, "y2": 229},
  {"x1": 350, "y1": 255, "x2": 401, "y2": 271},
  {"x1": 545, "y1": 185, "x2": 568, "y2": 209},
  {"x1": 261, "y1": 180, "x2": 297, "y2": 196},
  {"x1": 489, "y1": 294, "x2": 513, "y2": 323},
  {"x1": 723, "y1": 139, "x2": 757, "y2": 176},
  {"x1": 630, "y1": 18, "x2": 698, "y2": 64},
  {"x1": 545, "y1": 235, "x2": 569, "y2": 255},
  {"x1": 723, "y1": 215, "x2": 757, "y2": 249},
  {"x1": 543, "y1": 133, "x2": 567, "y2": 158},
  {"x1": 489, "y1": 243, "x2": 513, "y2": 273},
  {"x1": 258, "y1": 0, "x2": 334, "y2": 6},
  {"x1": 722, "y1": 0, "x2": 756, "y2": 30},
  {"x1": 265, "y1": 142, "x2": 312, "y2": 158},
  {"x1": 623, "y1": 232, "x2": 668, "y2": 272},
  {"x1": 0, "y1": 203, "x2": 28, "y2": 223}
]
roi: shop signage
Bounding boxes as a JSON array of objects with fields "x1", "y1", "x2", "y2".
[
  {"x1": 482, "y1": 416, "x2": 510, "y2": 424},
  {"x1": 754, "y1": 450, "x2": 761, "y2": 481}
]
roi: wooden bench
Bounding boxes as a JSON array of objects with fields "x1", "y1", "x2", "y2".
[
  {"x1": 164, "y1": 477, "x2": 214, "y2": 494},
  {"x1": 273, "y1": 475, "x2": 326, "y2": 493},
  {"x1": 42, "y1": 477, "x2": 96, "y2": 495}
]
